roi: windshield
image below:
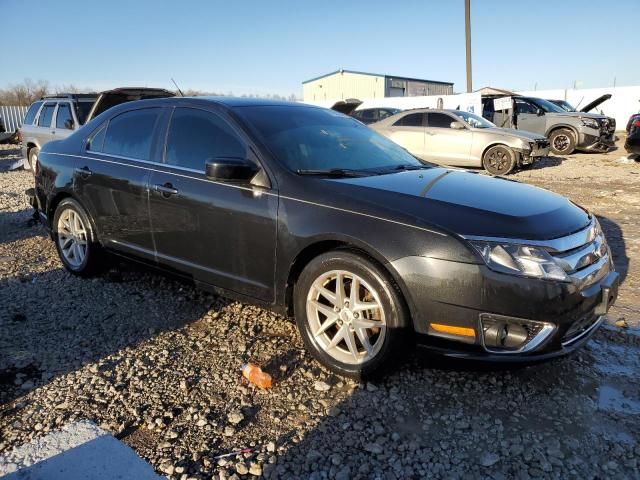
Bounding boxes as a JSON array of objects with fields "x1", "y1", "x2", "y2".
[
  {"x1": 75, "y1": 99, "x2": 97, "y2": 125},
  {"x1": 236, "y1": 106, "x2": 425, "y2": 174},
  {"x1": 452, "y1": 111, "x2": 495, "y2": 129},
  {"x1": 554, "y1": 100, "x2": 576, "y2": 112},
  {"x1": 526, "y1": 97, "x2": 566, "y2": 114}
]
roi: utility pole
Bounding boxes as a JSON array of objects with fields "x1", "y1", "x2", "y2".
[{"x1": 465, "y1": 0, "x2": 472, "y2": 93}]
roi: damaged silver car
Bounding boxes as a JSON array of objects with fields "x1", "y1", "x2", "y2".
[{"x1": 371, "y1": 109, "x2": 550, "y2": 175}]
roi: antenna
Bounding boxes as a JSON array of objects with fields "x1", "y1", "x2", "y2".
[{"x1": 171, "y1": 78, "x2": 185, "y2": 97}]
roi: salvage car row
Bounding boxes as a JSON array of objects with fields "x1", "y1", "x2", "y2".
[{"x1": 347, "y1": 93, "x2": 618, "y2": 174}]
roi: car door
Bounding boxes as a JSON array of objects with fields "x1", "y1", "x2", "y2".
[
  {"x1": 424, "y1": 112, "x2": 473, "y2": 166},
  {"x1": 148, "y1": 106, "x2": 278, "y2": 302},
  {"x1": 52, "y1": 102, "x2": 76, "y2": 140},
  {"x1": 385, "y1": 112, "x2": 427, "y2": 160},
  {"x1": 514, "y1": 99, "x2": 546, "y2": 135},
  {"x1": 34, "y1": 102, "x2": 56, "y2": 147},
  {"x1": 74, "y1": 107, "x2": 162, "y2": 260}
]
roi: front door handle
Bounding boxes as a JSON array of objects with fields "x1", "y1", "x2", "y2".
[
  {"x1": 74, "y1": 166, "x2": 92, "y2": 177},
  {"x1": 153, "y1": 183, "x2": 179, "y2": 196}
]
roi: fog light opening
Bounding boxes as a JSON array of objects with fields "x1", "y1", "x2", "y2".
[{"x1": 480, "y1": 314, "x2": 554, "y2": 354}]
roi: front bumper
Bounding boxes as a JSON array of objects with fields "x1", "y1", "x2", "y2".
[
  {"x1": 392, "y1": 255, "x2": 618, "y2": 361},
  {"x1": 577, "y1": 127, "x2": 616, "y2": 152},
  {"x1": 516, "y1": 140, "x2": 550, "y2": 166}
]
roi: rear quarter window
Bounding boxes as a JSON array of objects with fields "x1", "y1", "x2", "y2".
[
  {"x1": 23, "y1": 102, "x2": 43, "y2": 125},
  {"x1": 102, "y1": 108, "x2": 161, "y2": 160}
]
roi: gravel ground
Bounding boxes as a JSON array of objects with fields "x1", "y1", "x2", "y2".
[{"x1": 1, "y1": 139, "x2": 639, "y2": 479}]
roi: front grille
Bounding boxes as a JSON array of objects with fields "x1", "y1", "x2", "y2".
[
  {"x1": 536, "y1": 139, "x2": 550, "y2": 149},
  {"x1": 563, "y1": 313, "x2": 600, "y2": 344},
  {"x1": 547, "y1": 221, "x2": 610, "y2": 286}
]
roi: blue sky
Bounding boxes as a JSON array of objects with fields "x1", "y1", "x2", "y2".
[{"x1": 2, "y1": 0, "x2": 638, "y2": 96}]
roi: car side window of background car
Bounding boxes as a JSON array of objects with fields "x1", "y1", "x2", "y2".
[
  {"x1": 23, "y1": 102, "x2": 43, "y2": 125},
  {"x1": 360, "y1": 110, "x2": 377, "y2": 123},
  {"x1": 55, "y1": 103, "x2": 74, "y2": 130},
  {"x1": 165, "y1": 107, "x2": 246, "y2": 171},
  {"x1": 378, "y1": 109, "x2": 394, "y2": 121},
  {"x1": 37, "y1": 103, "x2": 55, "y2": 127},
  {"x1": 393, "y1": 113, "x2": 424, "y2": 127},
  {"x1": 428, "y1": 112, "x2": 454, "y2": 128},
  {"x1": 515, "y1": 99, "x2": 536, "y2": 114},
  {"x1": 86, "y1": 124, "x2": 107, "y2": 152},
  {"x1": 102, "y1": 108, "x2": 161, "y2": 161}
]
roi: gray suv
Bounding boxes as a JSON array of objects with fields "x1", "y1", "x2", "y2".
[
  {"x1": 20, "y1": 88, "x2": 175, "y2": 171},
  {"x1": 20, "y1": 94, "x2": 97, "y2": 170},
  {"x1": 483, "y1": 96, "x2": 616, "y2": 155}
]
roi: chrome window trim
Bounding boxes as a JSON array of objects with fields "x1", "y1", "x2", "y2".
[
  {"x1": 461, "y1": 217, "x2": 596, "y2": 253},
  {"x1": 48, "y1": 152, "x2": 446, "y2": 236}
]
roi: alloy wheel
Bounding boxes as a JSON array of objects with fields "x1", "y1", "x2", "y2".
[
  {"x1": 553, "y1": 134, "x2": 570, "y2": 153},
  {"x1": 306, "y1": 269, "x2": 387, "y2": 365},
  {"x1": 57, "y1": 208, "x2": 88, "y2": 268},
  {"x1": 486, "y1": 147, "x2": 510, "y2": 174}
]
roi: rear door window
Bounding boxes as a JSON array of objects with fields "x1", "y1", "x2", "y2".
[
  {"x1": 393, "y1": 113, "x2": 425, "y2": 127},
  {"x1": 165, "y1": 107, "x2": 246, "y2": 171},
  {"x1": 37, "y1": 103, "x2": 56, "y2": 127},
  {"x1": 55, "y1": 103, "x2": 74, "y2": 130},
  {"x1": 102, "y1": 108, "x2": 161, "y2": 160},
  {"x1": 427, "y1": 112, "x2": 454, "y2": 128},
  {"x1": 23, "y1": 102, "x2": 43, "y2": 125},
  {"x1": 360, "y1": 110, "x2": 377, "y2": 123}
]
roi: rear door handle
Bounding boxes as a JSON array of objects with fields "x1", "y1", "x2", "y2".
[
  {"x1": 74, "y1": 166, "x2": 92, "y2": 177},
  {"x1": 153, "y1": 183, "x2": 179, "y2": 196}
]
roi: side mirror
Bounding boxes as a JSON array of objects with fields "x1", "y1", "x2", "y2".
[
  {"x1": 536, "y1": 108, "x2": 544, "y2": 116},
  {"x1": 64, "y1": 119, "x2": 75, "y2": 129},
  {"x1": 450, "y1": 121, "x2": 465, "y2": 130},
  {"x1": 205, "y1": 157, "x2": 259, "y2": 182}
]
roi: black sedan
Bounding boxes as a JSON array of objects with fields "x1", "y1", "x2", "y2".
[{"x1": 29, "y1": 97, "x2": 618, "y2": 377}]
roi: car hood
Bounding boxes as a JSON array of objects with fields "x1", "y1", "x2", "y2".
[
  {"x1": 580, "y1": 94, "x2": 611, "y2": 113},
  {"x1": 483, "y1": 127, "x2": 546, "y2": 141},
  {"x1": 331, "y1": 168, "x2": 590, "y2": 240}
]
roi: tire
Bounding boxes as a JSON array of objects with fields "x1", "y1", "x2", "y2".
[
  {"x1": 482, "y1": 145, "x2": 516, "y2": 175},
  {"x1": 549, "y1": 129, "x2": 576, "y2": 155},
  {"x1": 294, "y1": 250, "x2": 410, "y2": 378},
  {"x1": 52, "y1": 198, "x2": 104, "y2": 276},
  {"x1": 27, "y1": 147, "x2": 39, "y2": 172}
]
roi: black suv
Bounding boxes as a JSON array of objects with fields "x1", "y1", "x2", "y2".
[{"x1": 29, "y1": 97, "x2": 618, "y2": 377}]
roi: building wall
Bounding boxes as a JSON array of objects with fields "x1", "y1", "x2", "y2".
[{"x1": 303, "y1": 72, "x2": 385, "y2": 102}]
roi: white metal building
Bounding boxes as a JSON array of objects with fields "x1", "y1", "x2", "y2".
[{"x1": 302, "y1": 69, "x2": 454, "y2": 102}]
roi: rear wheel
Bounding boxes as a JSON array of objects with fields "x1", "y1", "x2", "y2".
[
  {"x1": 294, "y1": 250, "x2": 410, "y2": 378},
  {"x1": 482, "y1": 145, "x2": 516, "y2": 175},
  {"x1": 549, "y1": 129, "x2": 576, "y2": 155},
  {"x1": 53, "y1": 198, "x2": 104, "y2": 276},
  {"x1": 27, "y1": 147, "x2": 39, "y2": 172}
]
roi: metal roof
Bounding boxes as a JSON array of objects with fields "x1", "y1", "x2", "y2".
[{"x1": 302, "y1": 69, "x2": 454, "y2": 86}]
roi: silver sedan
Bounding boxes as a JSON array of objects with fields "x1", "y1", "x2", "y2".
[{"x1": 370, "y1": 109, "x2": 550, "y2": 175}]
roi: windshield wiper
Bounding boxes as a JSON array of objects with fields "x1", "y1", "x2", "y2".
[{"x1": 296, "y1": 168, "x2": 373, "y2": 178}]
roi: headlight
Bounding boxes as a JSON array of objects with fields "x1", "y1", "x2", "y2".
[
  {"x1": 470, "y1": 242, "x2": 569, "y2": 282},
  {"x1": 581, "y1": 118, "x2": 599, "y2": 129}
]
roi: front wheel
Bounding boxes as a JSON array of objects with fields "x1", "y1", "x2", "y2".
[
  {"x1": 53, "y1": 198, "x2": 104, "y2": 276},
  {"x1": 27, "y1": 147, "x2": 39, "y2": 172},
  {"x1": 482, "y1": 145, "x2": 516, "y2": 175},
  {"x1": 549, "y1": 129, "x2": 576, "y2": 155},
  {"x1": 294, "y1": 250, "x2": 410, "y2": 378}
]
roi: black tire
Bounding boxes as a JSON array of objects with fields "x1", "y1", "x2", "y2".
[
  {"x1": 27, "y1": 147, "x2": 39, "y2": 172},
  {"x1": 52, "y1": 198, "x2": 105, "y2": 276},
  {"x1": 549, "y1": 128, "x2": 576, "y2": 155},
  {"x1": 294, "y1": 250, "x2": 410, "y2": 379},
  {"x1": 482, "y1": 145, "x2": 516, "y2": 175}
]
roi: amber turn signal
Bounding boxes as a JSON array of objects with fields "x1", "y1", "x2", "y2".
[{"x1": 430, "y1": 323, "x2": 476, "y2": 338}]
